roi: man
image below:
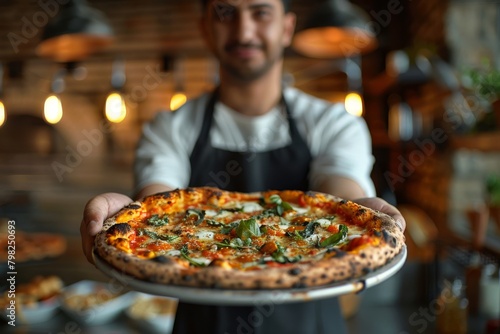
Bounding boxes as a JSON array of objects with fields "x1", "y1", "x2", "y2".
[{"x1": 81, "y1": 0, "x2": 405, "y2": 333}]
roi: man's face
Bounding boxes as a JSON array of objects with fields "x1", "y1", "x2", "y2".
[{"x1": 201, "y1": 0, "x2": 296, "y2": 82}]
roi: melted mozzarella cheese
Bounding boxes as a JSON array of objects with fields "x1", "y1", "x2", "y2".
[
  {"x1": 205, "y1": 210, "x2": 218, "y2": 218},
  {"x1": 195, "y1": 231, "x2": 215, "y2": 241},
  {"x1": 166, "y1": 250, "x2": 181, "y2": 256},
  {"x1": 289, "y1": 204, "x2": 308, "y2": 214},
  {"x1": 242, "y1": 202, "x2": 264, "y2": 213},
  {"x1": 193, "y1": 257, "x2": 212, "y2": 266},
  {"x1": 316, "y1": 218, "x2": 332, "y2": 228}
]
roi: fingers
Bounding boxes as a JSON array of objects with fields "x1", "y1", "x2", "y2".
[
  {"x1": 354, "y1": 197, "x2": 406, "y2": 232},
  {"x1": 80, "y1": 193, "x2": 133, "y2": 264}
]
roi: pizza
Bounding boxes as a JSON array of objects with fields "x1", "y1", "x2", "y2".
[
  {"x1": 94, "y1": 187, "x2": 405, "y2": 290},
  {"x1": 0, "y1": 231, "x2": 67, "y2": 263}
]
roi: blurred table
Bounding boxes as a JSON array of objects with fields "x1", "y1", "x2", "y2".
[{"x1": 0, "y1": 236, "x2": 146, "y2": 333}]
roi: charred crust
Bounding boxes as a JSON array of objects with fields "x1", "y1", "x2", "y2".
[
  {"x1": 326, "y1": 249, "x2": 346, "y2": 258},
  {"x1": 288, "y1": 268, "x2": 302, "y2": 276},
  {"x1": 106, "y1": 223, "x2": 132, "y2": 237},
  {"x1": 146, "y1": 275, "x2": 157, "y2": 283},
  {"x1": 159, "y1": 191, "x2": 174, "y2": 198},
  {"x1": 339, "y1": 199, "x2": 348, "y2": 205},
  {"x1": 360, "y1": 253, "x2": 366, "y2": 258},
  {"x1": 373, "y1": 230, "x2": 382, "y2": 238},
  {"x1": 356, "y1": 208, "x2": 366, "y2": 216},
  {"x1": 362, "y1": 267, "x2": 372, "y2": 275},
  {"x1": 292, "y1": 282, "x2": 307, "y2": 289},
  {"x1": 210, "y1": 189, "x2": 223, "y2": 198},
  {"x1": 151, "y1": 255, "x2": 174, "y2": 264},
  {"x1": 182, "y1": 275, "x2": 193, "y2": 282},
  {"x1": 349, "y1": 261, "x2": 356, "y2": 276},
  {"x1": 211, "y1": 282, "x2": 222, "y2": 289},
  {"x1": 124, "y1": 204, "x2": 141, "y2": 210},
  {"x1": 382, "y1": 230, "x2": 398, "y2": 248}
]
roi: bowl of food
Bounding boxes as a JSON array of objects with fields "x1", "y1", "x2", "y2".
[
  {"x1": 60, "y1": 280, "x2": 134, "y2": 325},
  {"x1": 1, "y1": 275, "x2": 63, "y2": 325},
  {"x1": 126, "y1": 293, "x2": 178, "y2": 333}
]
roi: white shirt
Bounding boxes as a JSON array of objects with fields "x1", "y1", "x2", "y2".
[{"x1": 135, "y1": 87, "x2": 376, "y2": 197}]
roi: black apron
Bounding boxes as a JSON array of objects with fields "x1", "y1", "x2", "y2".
[{"x1": 172, "y1": 92, "x2": 347, "y2": 334}]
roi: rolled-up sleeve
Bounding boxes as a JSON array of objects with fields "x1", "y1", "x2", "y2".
[
  {"x1": 309, "y1": 105, "x2": 375, "y2": 197},
  {"x1": 134, "y1": 111, "x2": 192, "y2": 193}
]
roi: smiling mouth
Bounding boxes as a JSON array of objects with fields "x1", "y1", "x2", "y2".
[{"x1": 226, "y1": 44, "x2": 263, "y2": 58}]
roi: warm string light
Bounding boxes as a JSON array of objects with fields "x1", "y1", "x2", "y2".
[
  {"x1": 344, "y1": 92, "x2": 363, "y2": 117},
  {"x1": 44, "y1": 94, "x2": 63, "y2": 124},
  {"x1": 105, "y1": 92, "x2": 127, "y2": 123},
  {"x1": 0, "y1": 100, "x2": 5, "y2": 127},
  {"x1": 170, "y1": 92, "x2": 187, "y2": 111}
]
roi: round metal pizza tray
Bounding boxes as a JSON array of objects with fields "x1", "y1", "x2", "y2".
[{"x1": 93, "y1": 245, "x2": 407, "y2": 306}]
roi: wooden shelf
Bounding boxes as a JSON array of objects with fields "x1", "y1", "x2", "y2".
[{"x1": 450, "y1": 131, "x2": 500, "y2": 151}]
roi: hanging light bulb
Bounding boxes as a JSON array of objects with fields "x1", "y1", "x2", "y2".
[
  {"x1": 0, "y1": 100, "x2": 5, "y2": 127},
  {"x1": 170, "y1": 91, "x2": 187, "y2": 111},
  {"x1": 44, "y1": 94, "x2": 63, "y2": 124},
  {"x1": 104, "y1": 59, "x2": 127, "y2": 123},
  {"x1": 105, "y1": 92, "x2": 126, "y2": 123},
  {"x1": 0, "y1": 64, "x2": 4, "y2": 126},
  {"x1": 344, "y1": 92, "x2": 363, "y2": 117},
  {"x1": 44, "y1": 67, "x2": 66, "y2": 124},
  {"x1": 169, "y1": 57, "x2": 187, "y2": 111}
]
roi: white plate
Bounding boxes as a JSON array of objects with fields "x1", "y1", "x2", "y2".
[
  {"x1": 93, "y1": 246, "x2": 407, "y2": 306},
  {"x1": 126, "y1": 292, "x2": 177, "y2": 333},
  {"x1": 60, "y1": 280, "x2": 135, "y2": 325},
  {"x1": 3, "y1": 295, "x2": 60, "y2": 325}
]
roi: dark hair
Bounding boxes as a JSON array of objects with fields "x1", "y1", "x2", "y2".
[{"x1": 200, "y1": 0, "x2": 292, "y2": 13}]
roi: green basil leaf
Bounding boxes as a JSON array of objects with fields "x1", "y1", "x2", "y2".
[
  {"x1": 138, "y1": 229, "x2": 178, "y2": 242},
  {"x1": 319, "y1": 224, "x2": 348, "y2": 248},
  {"x1": 220, "y1": 221, "x2": 239, "y2": 234},
  {"x1": 259, "y1": 226, "x2": 268, "y2": 234},
  {"x1": 281, "y1": 201, "x2": 293, "y2": 211},
  {"x1": 147, "y1": 214, "x2": 169, "y2": 226},
  {"x1": 300, "y1": 221, "x2": 320, "y2": 238},
  {"x1": 221, "y1": 207, "x2": 243, "y2": 213},
  {"x1": 157, "y1": 234, "x2": 179, "y2": 242},
  {"x1": 266, "y1": 195, "x2": 293, "y2": 217},
  {"x1": 235, "y1": 218, "x2": 261, "y2": 240},
  {"x1": 185, "y1": 209, "x2": 205, "y2": 225},
  {"x1": 285, "y1": 230, "x2": 304, "y2": 239},
  {"x1": 180, "y1": 245, "x2": 206, "y2": 267},
  {"x1": 271, "y1": 243, "x2": 302, "y2": 263},
  {"x1": 269, "y1": 194, "x2": 282, "y2": 205},
  {"x1": 214, "y1": 238, "x2": 249, "y2": 249}
]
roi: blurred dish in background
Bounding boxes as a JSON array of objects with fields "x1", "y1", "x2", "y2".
[
  {"x1": 0, "y1": 221, "x2": 66, "y2": 263},
  {"x1": 0, "y1": 275, "x2": 64, "y2": 324},
  {"x1": 60, "y1": 280, "x2": 134, "y2": 326},
  {"x1": 127, "y1": 292, "x2": 178, "y2": 333}
]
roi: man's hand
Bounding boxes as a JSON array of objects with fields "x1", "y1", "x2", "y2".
[
  {"x1": 354, "y1": 197, "x2": 406, "y2": 232},
  {"x1": 80, "y1": 193, "x2": 133, "y2": 264}
]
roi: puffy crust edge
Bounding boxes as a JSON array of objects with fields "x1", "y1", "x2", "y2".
[{"x1": 94, "y1": 188, "x2": 405, "y2": 290}]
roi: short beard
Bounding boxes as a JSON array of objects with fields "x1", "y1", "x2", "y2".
[{"x1": 220, "y1": 50, "x2": 284, "y2": 82}]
